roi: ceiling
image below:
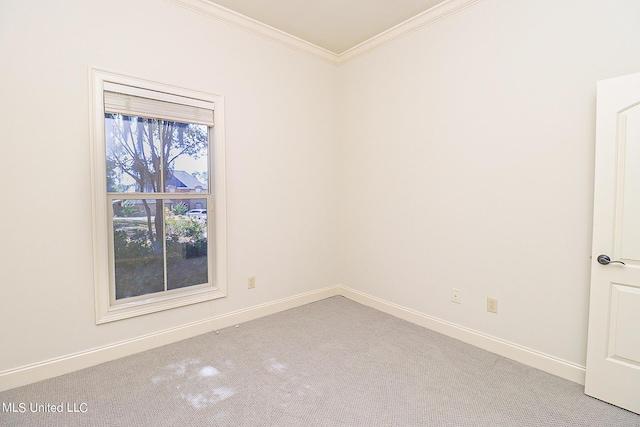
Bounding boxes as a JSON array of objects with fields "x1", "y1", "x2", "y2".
[{"x1": 209, "y1": 0, "x2": 450, "y2": 54}]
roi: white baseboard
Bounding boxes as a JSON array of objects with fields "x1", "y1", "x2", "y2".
[
  {"x1": 336, "y1": 286, "x2": 586, "y2": 385},
  {"x1": 0, "y1": 286, "x2": 340, "y2": 392},
  {"x1": 0, "y1": 284, "x2": 585, "y2": 392}
]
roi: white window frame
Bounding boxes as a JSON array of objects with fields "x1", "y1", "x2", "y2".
[{"x1": 89, "y1": 67, "x2": 227, "y2": 324}]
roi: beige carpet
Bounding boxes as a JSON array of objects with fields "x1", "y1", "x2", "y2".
[{"x1": 1, "y1": 296, "x2": 639, "y2": 426}]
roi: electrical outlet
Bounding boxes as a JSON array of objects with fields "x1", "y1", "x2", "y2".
[
  {"x1": 487, "y1": 297, "x2": 498, "y2": 314},
  {"x1": 451, "y1": 288, "x2": 461, "y2": 304},
  {"x1": 248, "y1": 276, "x2": 256, "y2": 289}
]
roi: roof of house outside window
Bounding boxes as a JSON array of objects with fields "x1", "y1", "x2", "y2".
[{"x1": 166, "y1": 170, "x2": 207, "y2": 191}]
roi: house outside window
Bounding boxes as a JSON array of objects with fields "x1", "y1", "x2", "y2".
[{"x1": 90, "y1": 68, "x2": 227, "y2": 323}]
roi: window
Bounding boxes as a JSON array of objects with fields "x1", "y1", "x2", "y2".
[{"x1": 90, "y1": 68, "x2": 227, "y2": 323}]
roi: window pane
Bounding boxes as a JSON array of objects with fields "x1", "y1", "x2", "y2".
[
  {"x1": 105, "y1": 114, "x2": 209, "y2": 194},
  {"x1": 113, "y1": 199, "x2": 165, "y2": 299},
  {"x1": 105, "y1": 112, "x2": 211, "y2": 300},
  {"x1": 165, "y1": 122, "x2": 209, "y2": 194},
  {"x1": 166, "y1": 199, "x2": 209, "y2": 290},
  {"x1": 105, "y1": 115, "x2": 161, "y2": 193}
]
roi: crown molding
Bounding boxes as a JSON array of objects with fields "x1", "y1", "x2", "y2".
[
  {"x1": 166, "y1": 0, "x2": 482, "y2": 66},
  {"x1": 337, "y1": 0, "x2": 483, "y2": 65},
  {"x1": 166, "y1": 0, "x2": 340, "y2": 65}
]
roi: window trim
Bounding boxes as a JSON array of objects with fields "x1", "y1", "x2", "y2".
[{"x1": 89, "y1": 67, "x2": 227, "y2": 324}]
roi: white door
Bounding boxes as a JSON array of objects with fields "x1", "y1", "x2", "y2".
[{"x1": 585, "y1": 71, "x2": 640, "y2": 414}]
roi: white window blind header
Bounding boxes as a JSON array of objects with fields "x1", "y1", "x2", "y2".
[{"x1": 103, "y1": 82, "x2": 214, "y2": 126}]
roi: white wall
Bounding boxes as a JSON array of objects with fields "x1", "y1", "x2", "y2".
[
  {"x1": 0, "y1": 0, "x2": 339, "y2": 376},
  {"x1": 338, "y1": 0, "x2": 640, "y2": 367}
]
